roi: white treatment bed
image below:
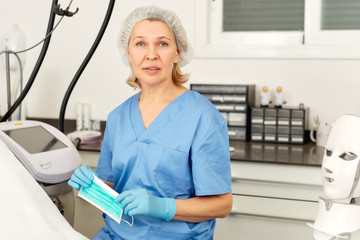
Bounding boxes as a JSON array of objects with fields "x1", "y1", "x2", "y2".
[{"x1": 0, "y1": 139, "x2": 88, "y2": 240}]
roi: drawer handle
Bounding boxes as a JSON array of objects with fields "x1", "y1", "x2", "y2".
[
  {"x1": 229, "y1": 210, "x2": 314, "y2": 223},
  {"x1": 231, "y1": 177, "x2": 321, "y2": 188}
]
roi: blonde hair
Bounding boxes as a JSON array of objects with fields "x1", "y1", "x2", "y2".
[{"x1": 126, "y1": 63, "x2": 190, "y2": 89}]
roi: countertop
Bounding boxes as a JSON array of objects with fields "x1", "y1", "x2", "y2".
[
  {"x1": 79, "y1": 140, "x2": 324, "y2": 167},
  {"x1": 29, "y1": 116, "x2": 324, "y2": 167},
  {"x1": 229, "y1": 141, "x2": 324, "y2": 167}
]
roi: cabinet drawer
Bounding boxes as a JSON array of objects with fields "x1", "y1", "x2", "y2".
[
  {"x1": 214, "y1": 213, "x2": 314, "y2": 240},
  {"x1": 230, "y1": 161, "x2": 322, "y2": 186},
  {"x1": 228, "y1": 127, "x2": 246, "y2": 140},
  {"x1": 228, "y1": 112, "x2": 247, "y2": 126},
  {"x1": 231, "y1": 194, "x2": 318, "y2": 222},
  {"x1": 231, "y1": 178, "x2": 323, "y2": 202}
]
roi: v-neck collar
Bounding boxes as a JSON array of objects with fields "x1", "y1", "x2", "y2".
[{"x1": 130, "y1": 91, "x2": 191, "y2": 142}]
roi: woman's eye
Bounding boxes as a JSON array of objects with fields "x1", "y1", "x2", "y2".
[
  {"x1": 339, "y1": 152, "x2": 358, "y2": 161},
  {"x1": 160, "y1": 42, "x2": 168, "y2": 47},
  {"x1": 136, "y1": 42, "x2": 144, "y2": 46}
]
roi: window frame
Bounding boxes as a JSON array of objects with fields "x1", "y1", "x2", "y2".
[
  {"x1": 194, "y1": 0, "x2": 360, "y2": 59},
  {"x1": 211, "y1": 0, "x2": 304, "y2": 45},
  {"x1": 304, "y1": 0, "x2": 360, "y2": 45}
]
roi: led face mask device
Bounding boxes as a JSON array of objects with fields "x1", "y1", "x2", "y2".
[
  {"x1": 78, "y1": 174, "x2": 126, "y2": 224},
  {"x1": 309, "y1": 115, "x2": 360, "y2": 240},
  {"x1": 321, "y1": 114, "x2": 360, "y2": 201}
]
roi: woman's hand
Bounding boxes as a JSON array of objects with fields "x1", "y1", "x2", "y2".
[
  {"x1": 68, "y1": 165, "x2": 97, "y2": 190},
  {"x1": 115, "y1": 188, "x2": 176, "y2": 221}
]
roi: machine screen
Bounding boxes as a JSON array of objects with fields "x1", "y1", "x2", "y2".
[{"x1": 4, "y1": 126, "x2": 67, "y2": 154}]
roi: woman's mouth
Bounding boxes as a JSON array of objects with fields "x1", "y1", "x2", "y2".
[{"x1": 143, "y1": 66, "x2": 161, "y2": 74}]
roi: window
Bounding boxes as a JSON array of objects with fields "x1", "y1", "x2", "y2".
[
  {"x1": 223, "y1": 0, "x2": 304, "y2": 31},
  {"x1": 194, "y1": 0, "x2": 360, "y2": 59},
  {"x1": 219, "y1": 0, "x2": 304, "y2": 45},
  {"x1": 305, "y1": 0, "x2": 360, "y2": 45}
]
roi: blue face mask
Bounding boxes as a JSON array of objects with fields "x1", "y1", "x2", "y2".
[{"x1": 78, "y1": 174, "x2": 133, "y2": 226}]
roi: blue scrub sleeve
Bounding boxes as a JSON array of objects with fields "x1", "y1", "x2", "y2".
[
  {"x1": 96, "y1": 123, "x2": 114, "y2": 183},
  {"x1": 191, "y1": 120, "x2": 232, "y2": 196}
]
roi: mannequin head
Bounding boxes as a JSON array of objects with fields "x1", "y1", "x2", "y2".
[{"x1": 322, "y1": 115, "x2": 360, "y2": 202}]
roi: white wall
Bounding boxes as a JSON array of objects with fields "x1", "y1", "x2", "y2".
[{"x1": 1, "y1": 0, "x2": 360, "y2": 129}]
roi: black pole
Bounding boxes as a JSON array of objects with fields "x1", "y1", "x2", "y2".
[{"x1": 58, "y1": 0, "x2": 116, "y2": 132}]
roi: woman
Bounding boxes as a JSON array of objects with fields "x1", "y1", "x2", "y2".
[{"x1": 68, "y1": 5, "x2": 232, "y2": 239}]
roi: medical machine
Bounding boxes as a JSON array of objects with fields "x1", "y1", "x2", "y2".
[
  {"x1": 0, "y1": 120, "x2": 81, "y2": 185},
  {"x1": 308, "y1": 115, "x2": 360, "y2": 239}
]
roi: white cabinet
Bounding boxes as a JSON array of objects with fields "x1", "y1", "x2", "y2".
[
  {"x1": 76, "y1": 149, "x2": 323, "y2": 239},
  {"x1": 215, "y1": 214, "x2": 314, "y2": 240},
  {"x1": 73, "y1": 151, "x2": 104, "y2": 239},
  {"x1": 214, "y1": 160, "x2": 323, "y2": 240}
]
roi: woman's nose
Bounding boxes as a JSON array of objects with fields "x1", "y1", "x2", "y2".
[
  {"x1": 146, "y1": 46, "x2": 158, "y2": 60},
  {"x1": 146, "y1": 55, "x2": 158, "y2": 60}
]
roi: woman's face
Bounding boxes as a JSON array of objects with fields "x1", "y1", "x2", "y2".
[{"x1": 127, "y1": 20, "x2": 180, "y2": 89}]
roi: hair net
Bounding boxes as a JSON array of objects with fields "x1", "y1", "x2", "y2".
[{"x1": 117, "y1": 5, "x2": 193, "y2": 67}]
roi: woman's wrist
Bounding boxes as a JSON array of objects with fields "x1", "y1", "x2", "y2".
[{"x1": 162, "y1": 198, "x2": 177, "y2": 221}]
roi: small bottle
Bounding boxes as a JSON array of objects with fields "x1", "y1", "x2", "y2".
[
  {"x1": 76, "y1": 103, "x2": 83, "y2": 131},
  {"x1": 83, "y1": 103, "x2": 91, "y2": 130}
]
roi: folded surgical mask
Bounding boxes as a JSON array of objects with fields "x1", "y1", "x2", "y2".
[{"x1": 78, "y1": 174, "x2": 133, "y2": 226}]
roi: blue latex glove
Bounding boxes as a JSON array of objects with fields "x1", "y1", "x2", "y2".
[
  {"x1": 68, "y1": 165, "x2": 97, "y2": 191},
  {"x1": 115, "y1": 188, "x2": 176, "y2": 221}
]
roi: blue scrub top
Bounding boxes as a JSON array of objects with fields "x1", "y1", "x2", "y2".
[{"x1": 96, "y1": 90, "x2": 232, "y2": 240}]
